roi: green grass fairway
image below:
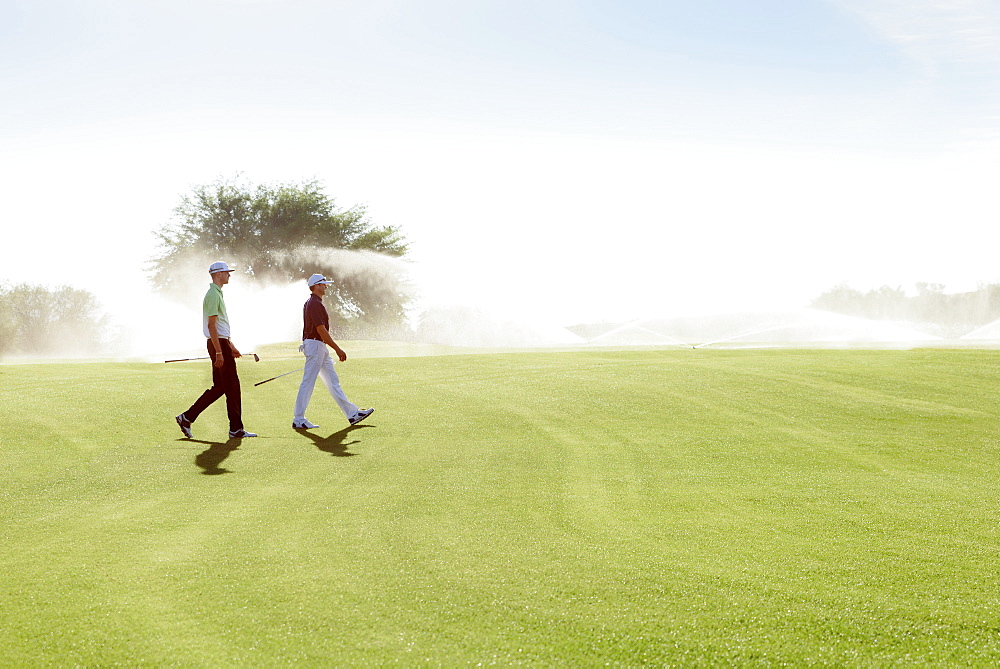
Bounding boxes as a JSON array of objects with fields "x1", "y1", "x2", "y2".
[{"x1": 3, "y1": 347, "x2": 1000, "y2": 664}]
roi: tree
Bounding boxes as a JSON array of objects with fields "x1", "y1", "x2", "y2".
[
  {"x1": 149, "y1": 176, "x2": 410, "y2": 337},
  {"x1": 0, "y1": 283, "x2": 111, "y2": 357},
  {"x1": 810, "y1": 283, "x2": 864, "y2": 315},
  {"x1": 810, "y1": 282, "x2": 1000, "y2": 337}
]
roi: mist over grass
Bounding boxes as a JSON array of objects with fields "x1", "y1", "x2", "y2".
[
  {"x1": 50, "y1": 247, "x2": 592, "y2": 359},
  {"x1": 270, "y1": 246, "x2": 415, "y2": 302},
  {"x1": 121, "y1": 248, "x2": 416, "y2": 360},
  {"x1": 13, "y1": 253, "x2": 1000, "y2": 363}
]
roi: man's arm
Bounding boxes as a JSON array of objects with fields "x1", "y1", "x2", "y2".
[
  {"x1": 208, "y1": 316, "x2": 224, "y2": 368},
  {"x1": 208, "y1": 315, "x2": 242, "y2": 364},
  {"x1": 316, "y1": 324, "x2": 347, "y2": 362}
]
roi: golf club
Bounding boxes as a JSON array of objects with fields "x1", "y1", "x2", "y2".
[
  {"x1": 254, "y1": 367, "x2": 304, "y2": 386},
  {"x1": 164, "y1": 353, "x2": 260, "y2": 363}
]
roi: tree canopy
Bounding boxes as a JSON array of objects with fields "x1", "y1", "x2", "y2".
[{"x1": 150, "y1": 176, "x2": 411, "y2": 337}]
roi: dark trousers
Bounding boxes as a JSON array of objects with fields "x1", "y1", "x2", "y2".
[{"x1": 185, "y1": 339, "x2": 243, "y2": 432}]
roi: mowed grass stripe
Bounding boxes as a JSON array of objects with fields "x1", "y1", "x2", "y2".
[{"x1": 2, "y1": 348, "x2": 1000, "y2": 664}]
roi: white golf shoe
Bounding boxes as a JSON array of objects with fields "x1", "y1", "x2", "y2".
[
  {"x1": 292, "y1": 419, "x2": 320, "y2": 429},
  {"x1": 175, "y1": 413, "x2": 193, "y2": 439},
  {"x1": 349, "y1": 408, "x2": 375, "y2": 425}
]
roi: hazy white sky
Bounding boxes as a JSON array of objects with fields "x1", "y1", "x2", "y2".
[{"x1": 2, "y1": 0, "x2": 1000, "y2": 331}]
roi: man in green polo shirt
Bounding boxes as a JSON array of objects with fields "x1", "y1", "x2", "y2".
[{"x1": 175, "y1": 261, "x2": 257, "y2": 440}]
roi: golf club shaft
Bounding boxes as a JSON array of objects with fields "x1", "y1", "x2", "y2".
[
  {"x1": 254, "y1": 367, "x2": 304, "y2": 386},
  {"x1": 164, "y1": 353, "x2": 260, "y2": 363}
]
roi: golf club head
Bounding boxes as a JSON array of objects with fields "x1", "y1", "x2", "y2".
[{"x1": 253, "y1": 353, "x2": 260, "y2": 362}]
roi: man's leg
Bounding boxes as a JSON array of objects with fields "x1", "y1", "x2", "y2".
[
  {"x1": 293, "y1": 340, "x2": 324, "y2": 421},
  {"x1": 318, "y1": 354, "x2": 360, "y2": 420},
  {"x1": 219, "y1": 342, "x2": 243, "y2": 433},
  {"x1": 184, "y1": 340, "x2": 226, "y2": 422}
]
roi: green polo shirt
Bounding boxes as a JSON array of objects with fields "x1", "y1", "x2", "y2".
[{"x1": 202, "y1": 283, "x2": 231, "y2": 339}]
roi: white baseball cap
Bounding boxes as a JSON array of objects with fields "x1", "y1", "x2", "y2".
[
  {"x1": 307, "y1": 273, "x2": 334, "y2": 287},
  {"x1": 209, "y1": 261, "x2": 236, "y2": 274}
]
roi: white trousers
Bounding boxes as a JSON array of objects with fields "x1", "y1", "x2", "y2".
[{"x1": 294, "y1": 339, "x2": 359, "y2": 421}]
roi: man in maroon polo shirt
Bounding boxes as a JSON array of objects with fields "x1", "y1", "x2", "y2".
[{"x1": 292, "y1": 273, "x2": 374, "y2": 429}]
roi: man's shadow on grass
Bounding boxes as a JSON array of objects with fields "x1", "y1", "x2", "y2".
[
  {"x1": 186, "y1": 438, "x2": 242, "y2": 475},
  {"x1": 296, "y1": 424, "x2": 374, "y2": 457}
]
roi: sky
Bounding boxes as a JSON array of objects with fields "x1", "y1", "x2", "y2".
[{"x1": 2, "y1": 0, "x2": 1000, "y2": 348}]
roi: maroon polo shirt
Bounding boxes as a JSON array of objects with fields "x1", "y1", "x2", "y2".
[{"x1": 302, "y1": 293, "x2": 329, "y2": 341}]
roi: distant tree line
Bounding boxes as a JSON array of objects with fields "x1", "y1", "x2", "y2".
[
  {"x1": 0, "y1": 283, "x2": 112, "y2": 357},
  {"x1": 811, "y1": 282, "x2": 1000, "y2": 335}
]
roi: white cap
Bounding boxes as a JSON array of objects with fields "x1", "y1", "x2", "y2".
[
  {"x1": 209, "y1": 261, "x2": 236, "y2": 274},
  {"x1": 307, "y1": 273, "x2": 334, "y2": 287}
]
